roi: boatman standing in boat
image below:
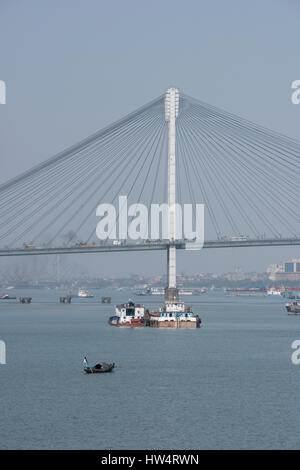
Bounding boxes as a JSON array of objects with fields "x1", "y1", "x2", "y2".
[{"x1": 83, "y1": 356, "x2": 89, "y2": 368}]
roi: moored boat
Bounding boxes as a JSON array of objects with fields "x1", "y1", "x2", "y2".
[
  {"x1": 73, "y1": 288, "x2": 94, "y2": 298},
  {"x1": 148, "y1": 299, "x2": 201, "y2": 328},
  {"x1": 267, "y1": 287, "x2": 282, "y2": 296},
  {"x1": 225, "y1": 288, "x2": 267, "y2": 297},
  {"x1": 179, "y1": 289, "x2": 193, "y2": 296},
  {"x1": 0, "y1": 294, "x2": 16, "y2": 300},
  {"x1": 108, "y1": 300, "x2": 147, "y2": 327},
  {"x1": 286, "y1": 301, "x2": 300, "y2": 315},
  {"x1": 135, "y1": 287, "x2": 164, "y2": 296}
]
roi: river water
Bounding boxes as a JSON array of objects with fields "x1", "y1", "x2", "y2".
[{"x1": 0, "y1": 289, "x2": 299, "y2": 449}]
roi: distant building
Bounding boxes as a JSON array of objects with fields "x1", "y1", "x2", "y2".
[{"x1": 268, "y1": 259, "x2": 300, "y2": 281}]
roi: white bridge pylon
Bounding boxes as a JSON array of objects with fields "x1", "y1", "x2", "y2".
[{"x1": 165, "y1": 87, "x2": 179, "y2": 292}]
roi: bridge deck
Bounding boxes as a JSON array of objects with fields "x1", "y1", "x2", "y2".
[{"x1": 0, "y1": 238, "x2": 300, "y2": 256}]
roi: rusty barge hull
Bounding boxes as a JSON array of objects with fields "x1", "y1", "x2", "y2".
[
  {"x1": 148, "y1": 319, "x2": 200, "y2": 328},
  {"x1": 109, "y1": 322, "x2": 147, "y2": 328},
  {"x1": 108, "y1": 319, "x2": 200, "y2": 328}
]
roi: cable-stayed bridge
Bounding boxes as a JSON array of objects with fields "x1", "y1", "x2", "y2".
[{"x1": 0, "y1": 88, "x2": 299, "y2": 264}]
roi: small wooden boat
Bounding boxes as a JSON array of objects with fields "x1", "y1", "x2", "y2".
[{"x1": 84, "y1": 362, "x2": 115, "y2": 374}]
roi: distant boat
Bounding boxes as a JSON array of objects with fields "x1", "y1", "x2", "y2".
[
  {"x1": 285, "y1": 301, "x2": 300, "y2": 315},
  {"x1": 196, "y1": 287, "x2": 208, "y2": 294},
  {"x1": 135, "y1": 287, "x2": 164, "y2": 296},
  {"x1": 266, "y1": 287, "x2": 282, "y2": 296},
  {"x1": 225, "y1": 288, "x2": 266, "y2": 297},
  {"x1": 179, "y1": 289, "x2": 193, "y2": 296},
  {"x1": 136, "y1": 287, "x2": 194, "y2": 296},
  {"x1": 225, "y1": 281, "x2": 267, "y2": 297},
  {"x1": 0, "y1": 294, "x2": 16, "y2": 300},
  {"x1": 149, "y1": 288, "x2": 164, "y2": 295},
  {"x1": 72, "y1": 288, "x2": 94, "y2": 298},
  {"x1": 282, "y1": 288, "x2": 300, "y2": 299}
]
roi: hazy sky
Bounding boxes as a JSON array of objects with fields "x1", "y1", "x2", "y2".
[{"x1": 0, "y1": 0, "x2": 299, "y2": 277}]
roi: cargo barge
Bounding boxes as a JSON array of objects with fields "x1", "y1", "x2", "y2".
[
  {"x1": 148, "y1": 301, "x2": 201, "y2": 328},
  {"x1": 109, "y1": 289, "x2": 201, "y2": 329},
  {"x1": 225, "y1": 287, "x2": 267, "y2": 297}
]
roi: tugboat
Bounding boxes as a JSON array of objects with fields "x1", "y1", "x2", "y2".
[
  {"x1": 148, "y1": 288, "x2": 201, "y2": 329},
  {"x1": 285, "y1": 301, "x2": 300, "y2": 315},
  {"x1": 108, "y1": 300, "x2": 147, "y2": 327}
]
